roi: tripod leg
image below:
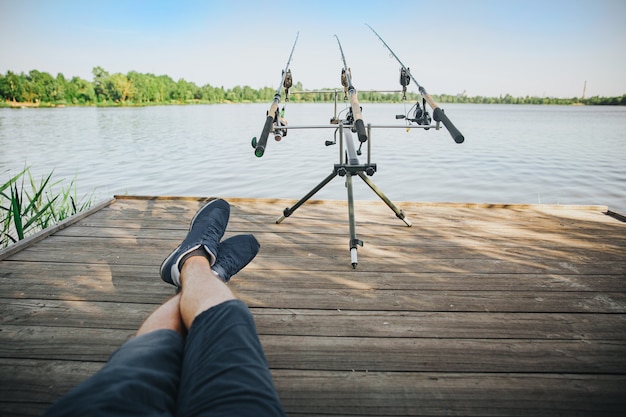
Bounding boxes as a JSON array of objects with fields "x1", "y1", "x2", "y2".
[
  {"x1": 357, "y1": 172, "x2": 412, "y2": 227},
  {"x1": 276, "y1": 171, "x2": 338, "y2": 224},
  {"x1": 346, "y1": 173, "x2": 363, "y2": 269}
]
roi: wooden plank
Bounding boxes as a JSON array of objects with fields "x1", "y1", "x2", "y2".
[
  {"x1": 0, "y1": 262, "x2": 173, "y2": 303},
  {"x1": 0, "y1": 325, "x2": 130, "y2": 361},
  {"x1": 2, "y1": 359, "x2": 624, "y2": 417},
  {"x1": 3, "y1": 261, "x2": 625, "y2": 294},
  {"x1": 251, "y1": 309, "x2": 626, "y2": 340},
  {"x1": 0, "y1": 299, "x2": 157, "y2": 330},
  {"x1": 6, "y1": 237, "x2": 625, "y2": 275},
  {"x1": 3, "y1": 276, "x2": 626, "y2": 313},
  {"x1": 9, "y1": 232, "x2": 625, "y2": 263},
  {"x1": 3, "y1": 299, "x2": 625, "y2": 340},
  {"x1": 69, "y1": 208, "x2": 626, "y2": 235},
  {"x1": 235, "y1": 288, "x2": 626, "y2": 313},
  {"x1": 51, "y1": 227, "x2": 625, "y2": 253},
  {"x1": 237, "y1": 270, "x2": 626, "y2": 292},
  {"x1": 2, "y1": 254, "x2": 625, "y2": 287},
  {"x1": 262, "y1": 336, "x2": 626, "y2": 373},
  {"x1": 2, "y1": 324, "x2": 625, "y2": 374},
  {"x1": 271, "y1": 370, "x2": 626, "y2": 416}
]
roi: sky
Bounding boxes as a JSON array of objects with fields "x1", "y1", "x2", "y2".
[{"x1": 0, "y1": 0, "x2": 625, "y2": 98}]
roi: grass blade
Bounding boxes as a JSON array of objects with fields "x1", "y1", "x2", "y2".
[
  {"x1": 1, "y1": 167, "x2": 93, "y2": 248},
  {"x1": 10, "y1": 183, "x2": 25, "y2": 240}
]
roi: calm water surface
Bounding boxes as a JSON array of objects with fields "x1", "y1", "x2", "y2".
[{"x1": 1, "y1": 103, "x2": 625, "y2": 215}]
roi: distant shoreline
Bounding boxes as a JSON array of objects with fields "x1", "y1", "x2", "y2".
[
  {"x1": 2, "y1": 68, "x2": 625, "y2": 108},
  {"x1": 2, "y1": 97, "x2": 625, "y2": 109}
]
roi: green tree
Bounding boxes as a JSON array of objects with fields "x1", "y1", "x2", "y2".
[
  {"x1": 242, "y1": 85, "x2": 257, "y2": 102},
  {"x1": 0, "y1": 71, "x2": 25, "y2": 102},
  {"x1": 127, "y1": 71, "x2": 147, "y2": 103},
  {"x1": 104, "y1": 73, "x2": 134, "y2": 103},
  {"x1": 174, "y1": 78, "x2": 196, "y2": 102},
  {"x1": 226, "y1": 85, "x2": 243, "y2": 102},
  {"x1": 25, "y1": 70, "x2": 61, "y2": 102},
  {"x1": 258, "y1": 86, "x2": 274, "y2": 102},
  {"x1": 92, "y1": 66, "x2": 109, "y2": 102},
  {"x1": 70, "y1": 76, "x2": 95, "y2": 104},
  {"x1": 54, "y1": 73, "x2": 67, "y2": 103},
  {"x1": 201, "y1": 85, "x2": 225, "y2": 103},
  {"x1": 155, "y1": 74, "x2": 176, "y2": 102}
]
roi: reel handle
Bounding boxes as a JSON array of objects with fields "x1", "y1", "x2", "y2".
[{"x1": 433, "y1": 107, "x2": 465, "y2": 144}]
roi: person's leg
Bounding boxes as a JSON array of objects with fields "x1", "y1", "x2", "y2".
[
  {"x1": 137, "y1": 293, "x2": 186, "y2": 336},
  {"x1": 158, "y1": 199, "x2": 284, "y2": 416},
  {"x1": 176, "y1": 258, "x2": 285, "y2": 417},
  {"x1": 178, "y1": 256, "x2": 236, "y2": 328},
  {"x1": 43, "y1": 296, "x2": 185, "y2": 417}
]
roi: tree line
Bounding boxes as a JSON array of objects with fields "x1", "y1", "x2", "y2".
[
  {"x1": 434, "y1": 92, "x2": 626, "y2": 106},
  {"x1": 1, "y1": 68, "x2": 624, "y2": 106}
]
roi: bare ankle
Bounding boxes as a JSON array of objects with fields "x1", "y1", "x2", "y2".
[{"x1": 180, "y1": 256, "x2": 211, "y2": 285}]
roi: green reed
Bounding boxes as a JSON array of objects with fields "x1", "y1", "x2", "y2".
[{"x1": 1, "y1": 167, "x2": 93, "y2": 248}]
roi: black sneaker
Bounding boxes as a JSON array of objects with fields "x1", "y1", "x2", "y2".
[
  {"x1": 212, "y1": 234, "x2": 260, "y2": 282},
  {"x1": 160, "y1": 199, "x2": 230, "y2": 286}
]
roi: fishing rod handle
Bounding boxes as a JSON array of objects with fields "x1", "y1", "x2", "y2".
[
  {"x1": 354, "y1": 119, "x2": 367, "y2": 143},
  {"x1": 433, "y1": 107, "x2": 465, "y2": 144},
  {"x1": 349, "y1": 93, "x2": 368, "y2": 142},
  {"x1": 254, "y1": 115, "x2": 273, "y2": 157},
  {"x1": 255, "y1": 102, "x2": 279, "y2": 157}
]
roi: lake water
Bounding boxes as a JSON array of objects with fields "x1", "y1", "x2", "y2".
[{"x1": 1, "y1": 103, "x2": 625, "y2": 215}]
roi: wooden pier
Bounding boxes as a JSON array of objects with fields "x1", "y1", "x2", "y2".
[{"x1": 1, "y1": 196, "x2": 625, "y2": 416}]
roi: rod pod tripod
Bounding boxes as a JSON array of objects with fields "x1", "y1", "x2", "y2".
[
  {"x1": 276, "y1": 114, "x2": 412, "y2": 269},
  {"x1": 253, "y1": 31, "x2": 464, "y2": 268}
]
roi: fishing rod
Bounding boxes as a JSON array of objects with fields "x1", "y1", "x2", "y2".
[
  {"x1": 335, "y1": 35, "x2": 368, "y2": 143},
  {"x1": 366, "y1": 24, "x2": 465, "y2": 144},
  {"x1": 253, "y1": 32, "x2": 299, "y2": 157}
]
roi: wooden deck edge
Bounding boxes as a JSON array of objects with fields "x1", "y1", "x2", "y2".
[
  {"x1": 0, "y1": 197, "x2": 117, "y2": 261},
  {"x1": 113, "y1": 195, "x2": 216, "y2": 202},
  {"x1": 113, "y1": 195, "x2": 610, "y2": 212}
]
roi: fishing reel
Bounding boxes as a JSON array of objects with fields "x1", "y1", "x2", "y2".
[
  {"x1": 396, "y1": 97, "x2": 431, "y2": 128},
  {"x1": 274, "y1": 106, "x2": 288, "y2": 141},
  {"x1": 275, "y1": 69, "x2": 293, "y2": 140}
]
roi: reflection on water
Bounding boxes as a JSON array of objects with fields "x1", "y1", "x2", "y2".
[{"x1": 1, "y1": 103, "x2": 625, "y2": 214}]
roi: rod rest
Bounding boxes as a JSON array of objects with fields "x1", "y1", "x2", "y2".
[{"x1": 335, "y1": 163, "x2": 377, "y2": 177}]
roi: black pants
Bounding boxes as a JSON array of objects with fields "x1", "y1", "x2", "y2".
[{"x1": 43, "y1": 300, "x2": 285, "y2": 417}]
